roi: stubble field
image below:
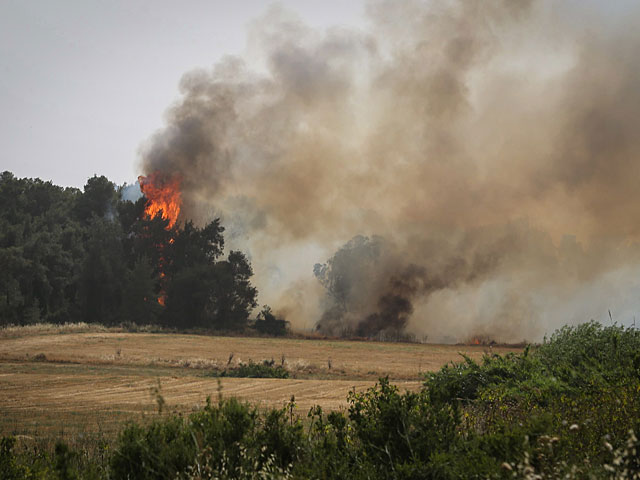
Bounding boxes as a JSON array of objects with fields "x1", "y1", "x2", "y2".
[{"x1": 0, "y1": 327, "x2": 521, "y2": 440}]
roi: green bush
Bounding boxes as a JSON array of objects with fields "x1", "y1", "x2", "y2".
[
  {"x1": 0, "y1": 437, "x2": 29, "y2": 480},
  {"x1": 347, "y1": 378, "x2": 459, "y2": 475},
  {"x1": 110, "y1": 396, "x2": 304, "y2": 480},
  {"x1": 426, "y1": 321, "x2": 640, "y2": 475},
  {"x1": 536, "y1": 321, "x2": 640, "y2": 388},
  {"x1": 1, "y1": 436, "x2": 104, "y2": 480},
  {"x1": 428, "y1": 322, "x2": 640, "y2": 406},
  {"x1": 110, "y1": 416, "x2": 195, "y2": 480},
  {"x1": 209, "y1": 359, "x2": 290, "y2": 379}
]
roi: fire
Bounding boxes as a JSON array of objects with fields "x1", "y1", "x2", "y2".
[
  {"x1": 467, "y1": 335, "x2": 495, "y2": 346},
  {"x1": 138, "y1": 172, "x2": 182, "y2": 229},
  {"x1": 138, "y1": 171, "x2": 182, "y2": 306}
]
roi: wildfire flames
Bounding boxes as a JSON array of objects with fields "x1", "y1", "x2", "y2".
[
  {"x1": 138, "y1": 172, "x2": 183, "y2": 306},
  {"x1": 467, "y1": 336, "x2": 495, "y2": 346},
  {"x1": 138, "y1": 172, "x2": 182, "y2": 229}
]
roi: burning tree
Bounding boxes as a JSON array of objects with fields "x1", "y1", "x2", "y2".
[
  {"x1": 138, "y1": 172, "x2": 182, "y2": 229},
  {"x1": 131, "y1": 172, "x2": 258, "y2": 330}
]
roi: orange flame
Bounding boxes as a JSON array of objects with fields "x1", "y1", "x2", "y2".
[
  {"x1": 138, "y1": 171, "x2": 182, "y2": 306},
  {"x1": 467, "y1": 336, "x2": 495, "y2": 346},
  {"x1": 138, "y1": 172, "x2": 182, "y2": 229}
]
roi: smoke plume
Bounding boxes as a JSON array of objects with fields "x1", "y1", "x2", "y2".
[{"x1": 139, "y1": 0, "x2": 640, "y2": 342}]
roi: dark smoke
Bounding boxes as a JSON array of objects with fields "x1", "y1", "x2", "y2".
[
  {"x1": 356, "y1": 265, "x2": 424, "y2": 338},
  {"x1": 314, "y1": 237, "x2": 463, "y2": 338},
  {"x1": 139, "y1": 0, "x2": 640, "y2": 342}
]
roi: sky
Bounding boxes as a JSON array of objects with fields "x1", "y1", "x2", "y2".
[
  {"x1": 0, "y1": 0, "x2": 366, "y2": 188},
  {"x1": 0, "y1": 0, "x2": 631, "y2": 189}
]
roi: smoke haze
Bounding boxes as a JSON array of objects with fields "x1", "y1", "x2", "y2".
[{"x1": 139, "y1": 0, "x2": 640, "y2": 342}]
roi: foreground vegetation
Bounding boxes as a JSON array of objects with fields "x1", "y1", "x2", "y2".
[{"x1": 2, "y1": 321, "x2": 639, "y2": 479}]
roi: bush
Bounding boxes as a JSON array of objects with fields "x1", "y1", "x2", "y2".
[
  {"x1": 428, "y1": 322, "x2": 640, "y2": 406},
  {"x1": 253, "y1": 306, "x2": 289, "y2": 337},
  {"x1": 348, "y1": 378, "x2": 459, "y2": 474},
  {"x1": 426, "y1": 321, "x2": 640, "y2": 474},
  {"x1": 209, "y1": 360, "x2": 290, "y2": 379},
  {"x1": 0, "y1": 437, "x2": 28, "y2": 480},
  {"x1": 110, "y1": 396, "x2": 304, "y2": 480},
  {"x1": 110, "y1": 416, "x2": 195, "y2": 480}
]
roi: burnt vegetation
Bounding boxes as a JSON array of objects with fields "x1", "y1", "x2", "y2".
[
  {"x1": 0, "y1": 171, "x2": 264, "y2": 333},
  {"x1": 314, "y1": 236, "x2": 454, "y2": 340}
]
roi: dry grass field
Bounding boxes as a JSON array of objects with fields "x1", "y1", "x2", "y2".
[{"x1": 0, "y1": 327, "x2": 522, "y2": 440}]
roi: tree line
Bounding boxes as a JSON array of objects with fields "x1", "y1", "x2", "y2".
[{"x1": 0, "y1": 171, "x2": 285, "y2": 333}]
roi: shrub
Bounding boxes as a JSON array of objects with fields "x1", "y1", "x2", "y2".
[
  {"x1": 110, "y1": 416, "x2": 195, "y2": 479},
  {"x1": 535, "y1": 321, "x2": 640, "y2": 389},
  {"x1": 111, "y1": 396, "x2": 305, "y2": 480},
  {"x1": 348, "y1": 378, "x2": 459, "y2": 473},
  {"x1": 0, "y1": 437, "x2": 28, "y2": 480},
  {"x1": 426, "y1": 321, "x2": 640, "y2": 474},
  {"x1": 253, "y1": 306, "x2": 289, "y2": 337},
  {"x1": 209, "y1": 360, "x2": 289, "y2": 379}
]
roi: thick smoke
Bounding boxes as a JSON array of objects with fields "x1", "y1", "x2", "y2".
[{"x1": 139, "y1": 0, "x2": 640, "y2": 342}]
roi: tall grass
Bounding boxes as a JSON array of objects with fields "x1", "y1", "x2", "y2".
[
  {"x1": 0, "y1": 322, "x2": 170, "y2": 339},
  {"x1": 0, "y1": 322, "x2": 112, "y2": 338}
]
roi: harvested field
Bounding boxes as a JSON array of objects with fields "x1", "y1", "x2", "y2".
[
  {"x1": 0, "y1": 331, "x2": 522, "y2": 439},
  {"x1": 0, "y1": 331, "x2": 519, "y2": 378}
]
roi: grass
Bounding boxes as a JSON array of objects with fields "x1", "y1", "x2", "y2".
[{"x1": 0, "y1": 322, "x2": 113, "y2": 339}]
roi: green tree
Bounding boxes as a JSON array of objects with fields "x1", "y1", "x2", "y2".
[
  {"x1": 163, "y1": 250, "x2": 257, "y2": 330},
  {"x1": 75, "y1": 175, "x2": 117, "y2": 223},
  {"x1": 164, "y1": 219, "x2": 224, "y2": 278},
  {"x1": 0, "y1": 171, "x2": 259, "y2": 330},
  {"x1": 121, "y1": 256, "x2": 161, "y2": 325},
  {"x1": 207, "y1": 250, "x2": 258, "y2": 330},
  {"x1": 77, "y1": 219, "x2": 126, "y2": 325},
  {"x1": 0, "y1": 172, "x2": 83, "y2": 325}
]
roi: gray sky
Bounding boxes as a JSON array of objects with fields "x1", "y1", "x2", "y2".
[{"x1": 0, "y1": 0, "x2": 366, "y2": 188}]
